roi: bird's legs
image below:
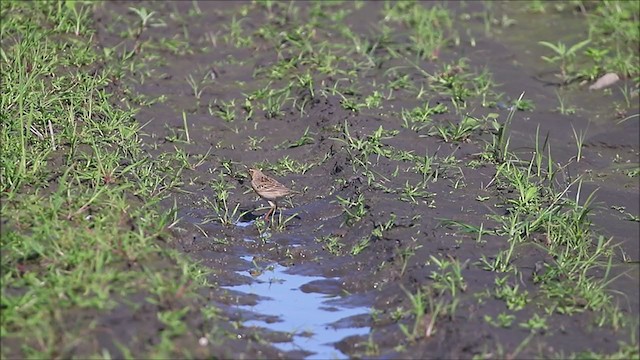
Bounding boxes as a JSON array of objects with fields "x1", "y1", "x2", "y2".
[{"x1": 263, "y1": 200, "x2": 277, "y2": 221}]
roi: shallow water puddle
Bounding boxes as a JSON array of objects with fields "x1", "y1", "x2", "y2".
[
  {"x1": 234, "y1": 220, "x2": 254, "y2": 228},
  {"x1": 225, "y1": 257, "x2": 370, "y2": 359}
]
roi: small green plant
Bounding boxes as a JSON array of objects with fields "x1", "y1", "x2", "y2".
[
  {"x1": 514, "y1": 97, "x2": 535, "y2": 111},
  {"x1": 554, "y1": 89, "x2": 577, "y2": 115},
  {"x1": 538, "y1": 39, "x2": 591, "y2": 83},
  {"x1": 262, "y1": 89, "x2": 290, "y2": 118},
  {"x1": 399, "y1": 181, "x2": 434, "y2": 204},
  {"x1": 268, "y1": 209, "x2": 299, "y2": 232},
  {"x1": 224, "y1": 15, "x2": 253, "y2": 47},
  {"x1": 398, "y1": 286, "x2": 428, "y2": 341},
  {"x1": 335, "y1": 193, "x2": 367, "y2": 226},
  {"x1": 472, "y1": 67, "x2": 500, "y2": 107},
  {"x1": 478, "y1": 244, "x2": 515, "y2": 273},
  {"x1": 398, "y1": 286, "x2": 455, "y2": 341},
  {"x1": 268, "y1": 155, "x2": 314, "y2": 174},
  {"x1": 430, "y1": 59, "x2": 472, "y2": 103},
  {"x1": 361, "y1": 332, "x2": 380, "y2": 357},
  {"x1": 484, "y1": 312, "x2": 516, "y2": 328},
  {"x1": 276, "y1": 127, "x2": 315, "y2": 149},
  {"x1": 129, "y1": 6, "x2": 157, "y2": 53},
  {"x1": 186, "y1": 74, "x2": 210, "y2": 101},
  {"x1": 429, "y1": 115, "x2": 482, "y2": 143},
  {"x1": 339, "y1": 95, "x2": 364, "y2": 112},
  {"x1": 383, "y1": 2, "x2": 452, "y2": 60},
  {"x1": 412, "y1": 150, "x2": 440, "y2": 186},
  {"x1": 247, "y1": 136, "x2": 265, "y2": 150},
  {"x1": 487, "y1": 92, "x2": 524, "y2": 163},
  {"x1": 331, "y1": 122, "x2": 397, "y2": 173},
  {"x1": 204, "y1": 173, "x2": 243, "y2": 225},
  {"x1": 397, "y1": 245, "x2": 419, "y2": 277},
  {"x1": 519, "y1": 313, "x2": 548, "y2": 332},
  {"x1": 494, "y1": 276, "x2": 529, "y2": 311},
  {"x1": 571, "y1": 124, "x2": 588, "y2": 163},
  {"x1": 350, "y1": 235, "x2": 371, "y2": 255},
  {"x1": 364, "y1": 90, "x2": 384, "y2": 109},
  {"x1": 316, "y1": 235, "x2": 346, "y2": 255},
  {"x1": 253, "y1": 218, "x2": 271, "y2": 242},
  {"x1": 372, "y1": 214, "x2": 397, "y2": 238},
  {"x1": 428, "y1": 255, "x2": 467, "y2": 297},
  {"x1": 211, "y1": 99, "x2": 237, "y2": 122},
  {"x1": 401, "y1": 102, "x2": 448, "y2": 132}
]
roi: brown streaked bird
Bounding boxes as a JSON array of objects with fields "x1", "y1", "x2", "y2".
[{"x1": 248, "y1": 168, "x2": 298, "y2": 220}]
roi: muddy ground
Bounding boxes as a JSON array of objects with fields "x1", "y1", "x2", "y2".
[{"x1": 91, "y1": 1, "x2": 638, "y2": 358}]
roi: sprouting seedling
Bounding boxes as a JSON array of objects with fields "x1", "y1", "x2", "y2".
[
  {"x1": 538, "y1": 39, "x2": 591, "y2": 82},
  {"x1": 571, "y1": 123, "x2": 588, "y2": 163},
  {"x1": 554, "y1": 89, "x2": 576, "y2": 115},
  {"x1": 129, "y1": 7, "x2": 157, "y2": 53},
  {"x1": 270, "y1": 210, "x2": 299, "y2": 231},
  {"x1": 64, "y1": 1, "x2": 89, "y2": 36},
  {"x1": 204, "y1": 173, "x2": 244, "y2": 226},
  {"x1": 129, "y1": 7, "x2": 156, "y2": 28},
  {"x1": 186, "y1": 74, "x2": 209, "y2": 101},
  {"x1": 492, "y1": 91, "x2": 524, "y2": 163},
  {"x1": 210, "y1": 99, "x2": 237, "y2": 122},
  {"x1": 295, "y1": 72, "x2": 315, "y2": 98},
  {"x1": 335, "y1": 193, "x2": 367, "y2": 226}
]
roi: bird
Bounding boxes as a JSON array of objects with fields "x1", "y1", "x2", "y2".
[{"x1": 247, "y1": 168, "x2": 298, "y2": 220}]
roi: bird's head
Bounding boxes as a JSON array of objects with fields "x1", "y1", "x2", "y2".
[{"x1": 248, "y1": 168, "x2": 260, "y2": 179}]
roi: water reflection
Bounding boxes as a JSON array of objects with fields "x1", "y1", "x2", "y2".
[{"x1": 225, "y1": 257, "x2": 370, "y2": 359}]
